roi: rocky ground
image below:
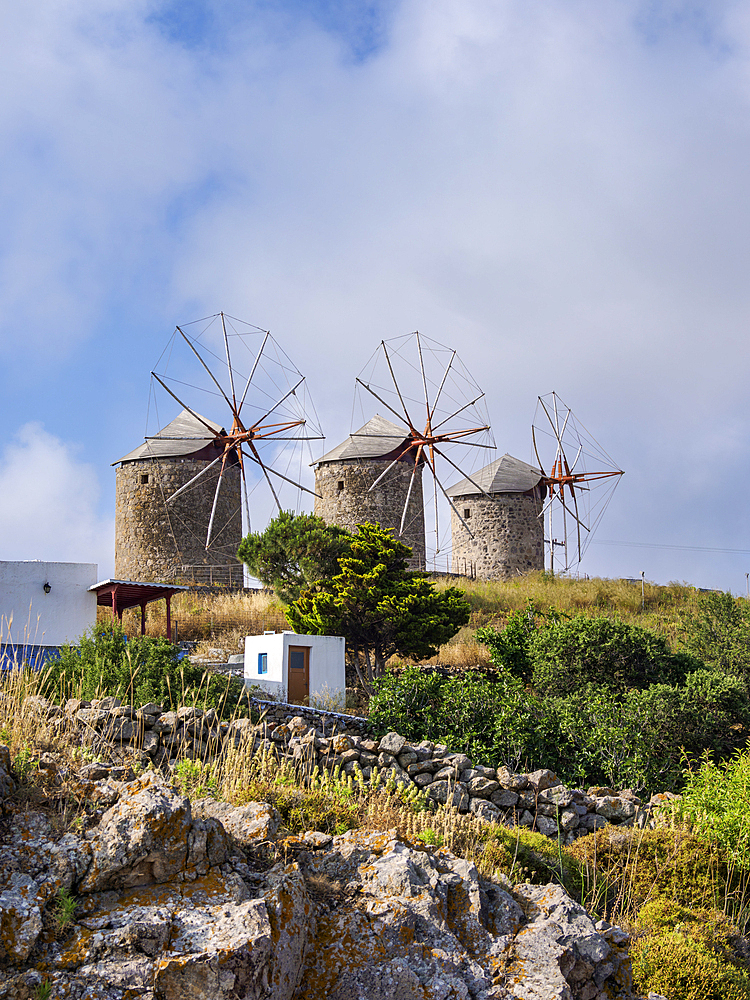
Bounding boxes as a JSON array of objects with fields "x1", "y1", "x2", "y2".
[{"x1": 0, "y1": 745, "x2": 642, "y2": 1000}]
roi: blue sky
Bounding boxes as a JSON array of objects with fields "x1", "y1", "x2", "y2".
[{"x1": 2, "y1": 0, "x2": 750, "y2": 591}]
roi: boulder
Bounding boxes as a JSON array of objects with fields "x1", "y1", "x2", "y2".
[
  {"x1": 79, "y1": 773, "x2": 226, "y2": 892},
  {"x1": 0, "y1": 744, "x2": 15, "y2": 799},
  {"x1": 527, "y1": 768, "x2": 559, "y2": 792},
  {"x1": 378, "y1": 732, "x2": 407, "y2": 755},
  {"x1": 496, "y1": 767, "x2": 529, "y2": 791},
  {"x1": 594, "y1": 796, "x2": 637, "y2": 823},
  {"x1": 192, "y1": 798, "x2": 281, "y2": 847},
  {"x1": 0, "y1": 872, "x2": 44, "y2": 962},
  {"x1": 537, "y1": 784, "x2": 575, "y2": 808},
  {"x1": 426, "y1": 780, "x2": 469, "y2": 812},
  {"x1": 467, "y1": 776, "x2": 500, "y2": 798}
]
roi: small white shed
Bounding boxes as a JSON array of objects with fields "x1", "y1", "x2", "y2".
[{"x1": 244, "y1": 631, "x2": 345, "y2": 706}]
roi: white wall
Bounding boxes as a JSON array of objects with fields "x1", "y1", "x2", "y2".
[
  {"x1": 244, "y1": 630, "x2": 346, "y2": 704},
  {"x1": 244, "y1": 631, "x2": 286, "y2": 699},
  {"x1": 0, "y1": 561, "x2": 98, "y2": 647}
]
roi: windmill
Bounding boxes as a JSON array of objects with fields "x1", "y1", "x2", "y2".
[
  {"x1": 531, "y1": 392, "x2": 624, "y2": 574},
  {"x1": 342, "y1": 331, "x2": 496, "y2": 565},
  {"x1": 114, "y1": 313, "x2": 324, "y2": 584}
]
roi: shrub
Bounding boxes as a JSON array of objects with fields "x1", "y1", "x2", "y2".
[
  {"x1": 568, "y1": 825, "x2": 749, "y2": 921},
  {"x1": 527, "y1": 614, "x2": 695, "y2": 695},
  {"x1": 632, "y1": 899, "x2": 750, "y2": 1000},
  {"x1": 369, "y1": 666, "x2": 539, "y2": 770},
  {"x1": 679, "y1": 591, "x2": 750, "y2": 683},
  {"x1": 44, "y1": 623, "x2": 250, "y2": 718},
  {"x1": 367, "y1": 666, "x2": 446, "y2": 744},
  {"x1": 679, "y1": 750, "x2": 750, "y2": 871},
  {"x1": 475, "y1": 601, "x2": 542, "y2": 682}
]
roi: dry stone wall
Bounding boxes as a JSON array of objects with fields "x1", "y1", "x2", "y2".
[
  {"x1": 315, "y1": 457, "x2": 426, "y2": 570},
  {"x1": 115, "y1": 458, "x2": 242, "y2": 582},
  {"x1": 451, "y1": 492, "x2": 544, "y2": 580},
  {"x1": 21, "y1": 694, "x2": 677, "y2": 847}
]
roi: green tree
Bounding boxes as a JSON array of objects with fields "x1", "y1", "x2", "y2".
[
  {"x1": 285, "y1": 523, "x2": 471, "y2": 689},
  {"x1": 237, "y1": 510, "x2": 353, "y2": 603}
]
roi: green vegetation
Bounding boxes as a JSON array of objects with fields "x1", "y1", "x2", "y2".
[
  {"x1": 43, "y1": 623, "x2": 251, "y2": 719},
  {"x1": 678, "y1": 750, "x2": 750, "y2": 870},
  {"x1": 286, "y1": 523, "x2": 471, "y2": 688},
  {"x1": 369, "y1": 598, "x2": 750, "y2": 793},
  {"x1": 13, "y1": 746, "x2": 38, "y2": 783},
  {"x1": 5, "y1": 574, "x2": 750, "y2": 998},
  {"x1": 237, "y1": 510, "x2": 353, "y2": 604},
  {"x1": 54, "y1": 887, "x2": 78, "y2": 929},
  {"x1": 173, "y1": 758, "x2": 221, "y2": 799},
  {"x1": 678, "y1": 590, "x2": 750, "y2": 684}
]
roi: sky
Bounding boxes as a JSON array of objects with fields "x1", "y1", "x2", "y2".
[{"x1": 2, "y1": 0, "x2": 750, "y2": 592}]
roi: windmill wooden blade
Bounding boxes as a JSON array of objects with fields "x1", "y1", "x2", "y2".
[
  {"x1": 205, "y1": 463, "x2": 224, "y2": 549},
  {"x1": 532, "y1": 391, "x2": 623, "y2": 571},
  {"x1": 142, "y1": 313, "x2": 323, "y2": 563},
  {"x1": 327, "y1": 332, "x2": 494, "y2": 568},
  {"x1": 177, "y1": 326, "x2": 235, "y2": 415}
]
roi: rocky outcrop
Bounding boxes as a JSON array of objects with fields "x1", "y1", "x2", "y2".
[{"x1": 0, "y1": 760, "x2": 633, "y2": 999}]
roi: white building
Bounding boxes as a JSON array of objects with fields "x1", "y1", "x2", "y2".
[
  {"x1": 244, "y1": 630, "x2": 345, "y2": 707},
  {"x1": 0, "y1": 561, "x2": 98, "y2": 666}
]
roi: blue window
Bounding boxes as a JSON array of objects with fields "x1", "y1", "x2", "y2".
[{"x1": 258, "y1": 652, "x2": 268, "y2": 675}]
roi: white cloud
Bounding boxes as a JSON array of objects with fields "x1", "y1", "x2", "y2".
[
  {"x1": 1, "y1": 1, "x2": 750, "y2": 588},
  {"x1": 0, "y1": 424, "x2": 113, "y2": 575}
]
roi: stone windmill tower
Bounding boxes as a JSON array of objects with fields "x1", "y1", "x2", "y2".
[
  {"x1": 313, "y1": 414, "x2": 426, "y2": 570},
  {"x1": 447, "y1": 454, "x2": 545, "y2": 580},
  {"x1": 113, "y1": 409, "x2": 243, "y2": 585},
  {"x1": 115, "y1": 312, "x2": 326, "y2": 586}
]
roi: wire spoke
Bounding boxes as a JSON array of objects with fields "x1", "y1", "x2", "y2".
[{"x1": 177, "y1": 326, "x2": 235, "y2": 416}]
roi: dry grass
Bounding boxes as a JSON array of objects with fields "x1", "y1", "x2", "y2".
[
  {"x1": 93, "y1": 572, "x2": 707, "y2": 671},
  {"x1": 429, "y1": 572, "x2": 707, "y2": 651},
  {"x1": 102, "y1": 589, "x2": 288, "y2": 648},
  {"x1": 433, "y1": 571, "x2": 701, "y2": 623}
]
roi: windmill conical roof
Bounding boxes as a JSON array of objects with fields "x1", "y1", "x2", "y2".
[
  {"x1": 446, "y1": 453, "x2": 542, "y2": 497},
  {"x1": 313, "y1": 414, "x2": 410, "y2": 464},
  {"x1": 113, "y1": 409, "x2": 225, "y2": 465}
]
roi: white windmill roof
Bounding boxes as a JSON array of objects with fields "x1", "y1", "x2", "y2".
[
  {"x1": 446, "y1": 453, "x2": 542, "y2": 497},
  {"x1": 113, "y1": 409, "x2": 225, "y2": 465},
  {"x1": 313, "y1": 414, "x2": 410, "y2": 464}
]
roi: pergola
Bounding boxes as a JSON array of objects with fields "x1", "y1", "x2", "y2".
[{"x1": 89, "y1": 579, "x2": 190, "y2": 639}]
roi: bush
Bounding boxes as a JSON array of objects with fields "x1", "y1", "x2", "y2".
[
  {"x1": 528, "y1": 614, "x2": 696, "y2": 695},
  {"x1": 478, "y1": 608, "x2": 701, "y2": 696},
  {"x1": 369, "y1": 659, "x2": 750, "y2": 793},
  {"x1": 475, "y1": 601, "x2": 542, "y2": 682},
  {"x1": 366, "y1": 666, "x2": 445, "y2": 744},
  {"x1": 679, "y1": 591, "x2": 750, "y2": 684},
  {"x1": 568, "y1": 826, "x2": 738, "y2": 916},
  {"x1": 368, "y1": 666, "x2": 540, "y2": 770},
  {"x1": 679, "y1": 749, "x2": 750, "y2": 871},
  {"x1": 44, "y1": 623, "x2": 250, "y2": 718},
  {"x1": 632, "y1": 899, "x2": 750, "y2": 1000}
]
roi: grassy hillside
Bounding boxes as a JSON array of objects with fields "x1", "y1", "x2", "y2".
[{"x1": 109, "y1": 572, "x2": 711, "y2": 665}]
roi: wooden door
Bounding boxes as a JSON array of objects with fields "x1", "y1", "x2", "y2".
[{"x1": 287, "y1": 646, "x2": 310, "y2": 704}]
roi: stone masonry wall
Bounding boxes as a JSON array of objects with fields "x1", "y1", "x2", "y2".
[
  {"x1": 115, "y1": 457, "x2": 242, "y2": 582},
  {"x1": 315, "y1": 457, "x2": 426, "y2": 570},
  {"x1": 451, "y1": 492, "x2": 544, "y2": 580},
  {"x1": 24, "y1": 692, "x2": 675, "y2": 847}
]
